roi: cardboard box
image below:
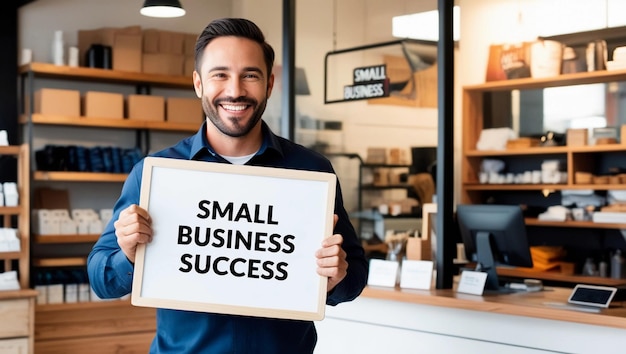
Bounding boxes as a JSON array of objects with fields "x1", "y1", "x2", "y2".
[
  {"x1": 621, "y1": 124, "x2": 626, "y2": 144},
  {"x1": 78, "y1": 26, "x2": 142, "y2": 71},
  {"x1": 184, "y1": 33, "x2": 197, "y2": 56},
  {"x1": 159, "y1": 30, "x2": 184, "y2": 55},
  {"x1": 83, "y1": 91, "x2": 124, "y2": 119},
  {"x1": 567, "y1": 128, "x2": 588, "y2": 146},
  {"x1": 32, "y1": 88, "x2": 80, "y2": 116},
  {"x1": 166, "y1": 97, "x2": 204, "y2": 124},
  {"x1": 183, "y1": 56, "x2": 195, "y2": 77},
  {"x1": 143, "y1": 53, "x2": 184, "y2": 76},
  {"x1": 127, "y1": 95, "x2": 165, "y2": 121},
  {"x1": 143, "y1": 29, "x2": 160, "y2": 53},
  {"x1": 113, "y1": 33, "x2": 142, "y2": 72}
]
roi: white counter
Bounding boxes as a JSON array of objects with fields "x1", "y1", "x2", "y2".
[{"x1": 315, "y1": 287, "x2": 626, "y2": 354}]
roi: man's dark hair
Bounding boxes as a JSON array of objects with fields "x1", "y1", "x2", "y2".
[{"x1": 194, "y1": 18, "x2": 275, "y2": 77}]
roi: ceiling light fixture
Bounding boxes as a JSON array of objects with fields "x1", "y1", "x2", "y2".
[{"x1": 140, "y1": 0, "x2": 186, "y2": 18}]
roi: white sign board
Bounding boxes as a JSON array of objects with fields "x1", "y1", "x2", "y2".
[
  {"x1": 456, "y1": 270, "x2": 488, "y2": 296},
  {"x1": 131, "y1": 157, "x2": 337, "y2": 321},
  {"x1": 367, "y1": 259, "x2": 399, "y2": 288},
  {"x1": 400, "y1": 260, "x2": 434, "y2": 290}
]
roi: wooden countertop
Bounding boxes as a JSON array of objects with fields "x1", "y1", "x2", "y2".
[{"x1": 361, "y1": 286, "x2": 626, "y2": 330}]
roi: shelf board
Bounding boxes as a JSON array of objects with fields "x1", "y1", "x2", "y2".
[
  {"x1": 361, "y1": 163, "x2": 411, "y2": 168},
  {"x1": 0, "y1": 145, "x2": 21, "y2": 155},
  {"x1": 463, "y1": 68, "x2": 626, "y2": 92},
  {"x1": 33, "y1": 257, "x2": 86, "y2": 267},
  {"x1": 465, "y1": 144, "x2": 626, "y2": 157},
  {"x1": 525, "y1": 218, "x2": 626, "y2": 229},
  {"x1": 361, "y1": 184, "x2": 412, "y2": 190},
  {"x1": 36, "y1": 298, "x2": 132, "y2": 312},
  {"x1": 34, "y1": 171, "x2": 128, "y2": 182},
  {"x1": 0, "y1": 206, "x2": 21, "y2": 215},
  {"x1": 34, "y1": 234, "x2": 100, "y2": 244},
  {"x1": 0, "y1": 251, "x2": 20, "y2": 260},
  {"x1": 380, "y1": 214, "x2": 421, "y2": 219},
  {"x1": 20, "y1": 62, "x2": 192, "y2": 89},
  {"x1": 497, "y1": 267, "x2": 626, "y2": 287},
  {"x1": 569, "y1": 144, "x2": 626, "y2": 153},
  {"x1": 465, "y1": 147, "x2": 568, "y2": 157},
  {"x1": 0, "y1": 288, "x2": 38, "y2": 301},
  {"x1": 463, "y1": 183, "x2": 626, "y2": 191},
  {"x1": 20, "y1": 114, "x2": 199, "y2": 133}
]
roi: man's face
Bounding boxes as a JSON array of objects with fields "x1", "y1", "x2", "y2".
[{"x1": 193, "y1": 36, "x2": 273, "y2": 138}]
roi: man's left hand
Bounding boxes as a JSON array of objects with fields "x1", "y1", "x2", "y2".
[{"x1": 316, "y1": 215, "x2": 348, "y2": 292}]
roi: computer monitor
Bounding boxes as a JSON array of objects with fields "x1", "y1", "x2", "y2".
[{"x1": 456, "y1": 204, "x2": 533, "y2": 292}]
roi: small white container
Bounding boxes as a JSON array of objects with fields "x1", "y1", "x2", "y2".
[{"x1": 51, "y1": 30, "x2": 64, "y2": 66}]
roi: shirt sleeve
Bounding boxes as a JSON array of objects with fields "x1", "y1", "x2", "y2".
[
  {"x1": 326, "y1": 178, "x2": 368, "y2": 306},
  {"x1": 87, "y1": 161, "x2": 144, "y2": 299}
]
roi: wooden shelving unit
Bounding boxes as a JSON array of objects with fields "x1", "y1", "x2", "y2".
[
  {"x1": 18, "y1": 62, "x2": 198, "y2": 353},
  {"x1": 0, "y1": 145, "x2": 30, "y2": 289},
  {"x1": 0, "y1": 144, "x2": 36, "y2": 353},
  {"x1": 359, "y1": 162, "x2": 414, "y2": 212},
  {"x1": 461, "y1": 69, "x2": 626, "y2": 287}
]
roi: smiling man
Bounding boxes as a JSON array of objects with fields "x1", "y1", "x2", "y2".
[{"x1": 87, "y1": 18, "x2": 367, "y2": 354}]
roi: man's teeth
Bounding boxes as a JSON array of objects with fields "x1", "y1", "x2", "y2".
[{"x1": 222, "y1": 104, "x2": 246, "y2": 111}]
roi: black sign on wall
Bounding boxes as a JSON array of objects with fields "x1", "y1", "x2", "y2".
[{"x1": 342, "y1": 64, "x2": 390, "y2": 102}]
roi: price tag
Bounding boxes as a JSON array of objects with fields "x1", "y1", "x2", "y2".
[
  {"x1": 367, "y1": 259, "x2": 399, "y2": 287},
  {"x1": 399, "y1": 260, "x2": 433, "y2": 290},
  {"x1": 456, "y1": 270, "x2": 487, "y2": 295}
]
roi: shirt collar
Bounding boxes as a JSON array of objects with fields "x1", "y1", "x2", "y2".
[{"x1": 189, "y1": 120, "x2": 284, "y2": 160}]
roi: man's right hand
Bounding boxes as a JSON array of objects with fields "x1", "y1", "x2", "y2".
[{"x1": 114, "y1": 204, "x2": 153, "y2": 263}]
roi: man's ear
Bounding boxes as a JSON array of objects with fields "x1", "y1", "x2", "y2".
[{"x1": 193, "y1": 70, "x2": 202, "y2": 98}]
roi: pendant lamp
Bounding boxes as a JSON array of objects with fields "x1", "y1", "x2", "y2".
[{"x1": 140, "y1": 0, "x2": 186, "y2": 18}]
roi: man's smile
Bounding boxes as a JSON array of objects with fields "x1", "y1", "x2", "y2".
[{"x1": 221, "y1": 103, "x2": 249, "y2": 112}]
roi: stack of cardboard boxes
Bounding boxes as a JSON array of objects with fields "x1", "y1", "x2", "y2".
[
  {"x1": 30, "y1": 87, "x2": 203, "y2": 125},
  {"x1": 31, "y1": 88, "x2": 204, "y2": 125},
  {"x1": 30, "y1": 26, "x2": 204, "y2": 125},
  {"x1": 142, "y1": 28, "x2": 197, "y2": 77},
  {"x1": 77, "y1": 25, "x2": 196, "y2": 76},
  {"x1": 77, "y1": 26, "x2": 143, "y2": 73}
]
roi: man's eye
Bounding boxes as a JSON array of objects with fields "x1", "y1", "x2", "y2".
[{"x1": 243, "y1": 73, "x2": 260, "y2": 80}]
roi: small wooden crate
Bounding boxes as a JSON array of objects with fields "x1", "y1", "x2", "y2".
[
  {"x1": 575, "y1": 171, "x2": 593, "y2": 184},
  {"x1": 506, "y1": 137, "x2": 540, "y2": 149}
]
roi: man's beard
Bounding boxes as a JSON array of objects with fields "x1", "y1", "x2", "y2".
[{"x1": 202, "y1": 96, "x2": 267, "y2": 138}]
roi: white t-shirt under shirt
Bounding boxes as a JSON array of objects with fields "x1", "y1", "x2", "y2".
[{"x1": 220, "y1": 152, "x2": 256, "y2": 165}]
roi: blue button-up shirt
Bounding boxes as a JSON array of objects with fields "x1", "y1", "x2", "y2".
[{"x1": 87, "y1": 121, "x2": 368, "y2": 353}]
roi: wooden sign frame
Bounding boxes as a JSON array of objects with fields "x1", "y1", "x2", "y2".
[{"x1": 131, "y1": 157, "x2": 337, "y2": 321}]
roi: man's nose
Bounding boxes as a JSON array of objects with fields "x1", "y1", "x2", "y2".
[{"x1": 224, "y1": 78, "x2": 246, "y2": 97}]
